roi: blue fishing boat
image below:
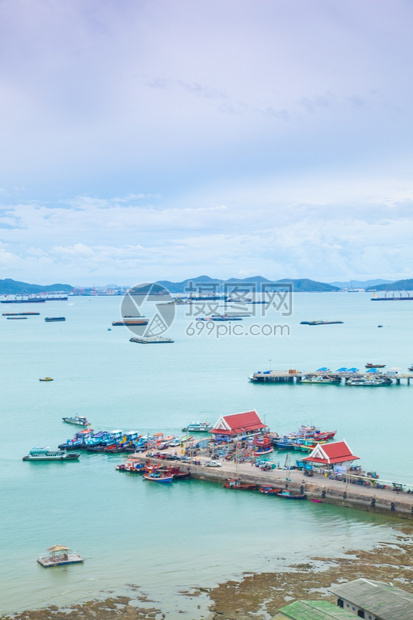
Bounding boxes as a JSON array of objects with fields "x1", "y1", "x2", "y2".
[{"x1": 276, "y1": 490, "x2": 307, "y2": 500}]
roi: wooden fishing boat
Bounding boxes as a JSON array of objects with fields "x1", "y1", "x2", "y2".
[
  {"x1": 39, "y1": 377, "x2": 53, "y2": 382},
  {"x1": 276, "y1": 490, "x2": 307, "y2": 500},
  {"x1": 37, "y1": 545, "x2": 83, "y2": 567},
  {"x1": 143, "y1": 471, "x2": 174, "y2": 483},
  {"x1": 259, "y1": 485, "x2": 282, "y2": 495},
  {"x1": 223, "y1": 478, "x2": 258, "y2": 490}
]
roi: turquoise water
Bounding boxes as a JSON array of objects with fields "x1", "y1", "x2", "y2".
[{"x1": 1, "y1": 293, "x2": 412, "y2": 615}]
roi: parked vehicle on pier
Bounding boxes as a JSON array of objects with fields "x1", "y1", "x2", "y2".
[{"x1": 205, "y1": 460, "x2": 221, "y2": 467}]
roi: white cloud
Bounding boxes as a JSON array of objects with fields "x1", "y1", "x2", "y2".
[{"x1": 0, "y1": 1, "x2": 411, "y2": 283}]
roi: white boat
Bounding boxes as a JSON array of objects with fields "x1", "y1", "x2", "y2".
[
  {"x1": 23, "y1": 448, "x2": 80, "y2": 461},
  {"x1": 181, "y1": 421, "x2": 212, "y2": 432},
  {"x1": 38, "y1": 545, "x2": 83, "y2": 567},
  {"x1": 62, "y1": 414, "x2": 90, "y2": 427}
]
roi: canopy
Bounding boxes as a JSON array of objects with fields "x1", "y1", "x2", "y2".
[{"x1": 48, "y1": 545, "x2": 69, "y2": 552}]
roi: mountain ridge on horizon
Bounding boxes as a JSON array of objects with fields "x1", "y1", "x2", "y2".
[{"x1": 1, "y1": 276, "x2": 412, "y2": 295}]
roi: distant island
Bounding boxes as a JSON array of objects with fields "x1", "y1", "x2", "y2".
[
  {"x1": 157, "y1": 276, "x2": 340, "y2": 294},
  {"x1": 0, "y1": 275, "x2": 412, "y2": 295},
  {"x1": 0, "y1": 278, "x2": 73, "y2": 295},
  {"x1": 365, "y1": 278, "x2": 413, "y2": 292}
]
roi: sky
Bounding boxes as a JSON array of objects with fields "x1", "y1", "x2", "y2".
[{"x1": 0, "y1": 0, "x2": 412, "y2": 286}]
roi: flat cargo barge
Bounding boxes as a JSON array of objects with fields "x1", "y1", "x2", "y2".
[{"x1": 130, "y1": 336, "x2": 174, "y2": 344}]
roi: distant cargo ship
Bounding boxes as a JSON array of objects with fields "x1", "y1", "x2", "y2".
[
  {"x1": 2, "y1": 312, "x2": 40, "y2": 316},
  {"x1": 45, "y1": 317, "x2": 66, "y2": 322},
  {"x1": 112, "y1": 319, "x2": 148, "y2": 326},
  {"x1": 1, "y1": 297, "x2": 46, "y2": 303}
]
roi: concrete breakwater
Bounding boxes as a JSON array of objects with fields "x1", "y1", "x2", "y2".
[{"x1": 130, "y1": 453, "x2": 413, "y2": 519}]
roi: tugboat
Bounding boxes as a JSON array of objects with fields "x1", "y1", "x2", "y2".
[{"x1": 37, "y1": 545, "x2": 83, "y2": 567}]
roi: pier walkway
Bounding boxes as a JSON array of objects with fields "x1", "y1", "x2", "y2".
[{"x1": 128, "y1": 451, "x2": 413, "y2": 520}]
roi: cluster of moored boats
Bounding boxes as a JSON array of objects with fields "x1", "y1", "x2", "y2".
[
  {"x1": 272, "y1": 425, "x2": 336, "y2": 452},
  {"x1": 58, "y1": 428, "x2": 179, "y2": 454}
]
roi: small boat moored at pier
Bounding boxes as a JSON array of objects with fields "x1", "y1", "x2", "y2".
[
  {"x1": 259, "y1": 485, "x2": 282, "y2": 495},
  {"x1": 143, "y1": 471, "x2": 174, "y2": 483},
  {"x1": 276, "y1": 490, "x2": 307, "y2": 500},
  {"x1": 37, "y1": 545, "x2": 83, "y2": 567},
  {"x1": 23, "y1": 448, "x2": 80, "y2": 461},
  {"x1": 223, "y1": 478, "x2": 258, "y2": 490}
]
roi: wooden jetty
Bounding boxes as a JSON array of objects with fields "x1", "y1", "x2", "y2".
[
  {"x1": 250, "y1": 369, "x2": 413, "y2": 385},
  {"x1": 129, "y1": 452, "x2": 413, "y2": 520}
]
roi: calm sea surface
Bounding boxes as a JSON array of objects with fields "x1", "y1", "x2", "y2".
[{"x1": 1, "y1": 293, "x2": 412, "y2": 616}]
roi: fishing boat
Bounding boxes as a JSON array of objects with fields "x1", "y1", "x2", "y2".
[
  {"x1": 143, "y1": 471, "x2": 174, "y2": 483},
  {"x1": 253, "y1": 434, "x2": 273, "y2": 455},
  {"x1": 39, "y1": 377, "x2": 53, "y2": 382},
  {"x1": 45, "y1": 317, "x2": 66, "y2": 322},
  {"x1": 62, "y1": 414, "x2": 90, "y2": 427},
  {"x1": 365, "y1": 363, "x2": 386, "y2": 368},
  {"x1": 408, "y1": 364, "x2": 413, "y2": 372},
  {"x1": 23, "y1": 448, "x2": 80, "y2": 461},
  {"x1": 182, "y1": 421, "x2": 212, "y2": 433},
  {"x1": 259, "y1": 485, "x2": 282, "y2": 495},
  {"x1": 37, "y1": 545, "x2": 83, "y2": 567},
  {"x1": 276, "y1": 489, "x2": 307, "y2": 500},
  {"x1": 223, "y1": 478, "x2": 258, "y2": 490},
  {"x1": 347, "y1": 377, "x2": 391, "y2": 386}
]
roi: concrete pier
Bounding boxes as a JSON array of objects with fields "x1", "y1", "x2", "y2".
[
  {"x1": 250, "y1": 369, "x2": 413, "y2": 385},
  {"x1": 128, "y1": 452, "x2": 413, "y2": 520}
]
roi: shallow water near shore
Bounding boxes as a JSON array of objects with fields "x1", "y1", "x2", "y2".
[{"x1": 1, "y1": 292, "x2": 412, "y2": 615}]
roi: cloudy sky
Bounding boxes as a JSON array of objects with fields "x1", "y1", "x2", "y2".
[{"x1": 0, "y1": 0, "x2": 412, "y2": 286}]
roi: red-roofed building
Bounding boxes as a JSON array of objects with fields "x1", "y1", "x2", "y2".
[
  {"x1": 210, "y1": 410, "x2": 267, "y2": 442},
  {"x1": 303, "y1": 440, "x2": 359, "y2": 470}
]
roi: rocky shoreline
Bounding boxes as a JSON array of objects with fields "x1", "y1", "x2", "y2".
[{"x1": 2, "y1": 527, "x2": 413, "y2": 620}]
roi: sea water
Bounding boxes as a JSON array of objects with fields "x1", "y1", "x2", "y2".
[{"x1": 0, "y1": 292, "x2": 412, "y2": 615}]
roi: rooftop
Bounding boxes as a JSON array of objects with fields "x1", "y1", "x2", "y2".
[
  {"x1": 272, "y1": 600, "x2": 358, "y2": 619},
  {"x1": 329, "y1": 578, "x2": 413, "y2": 620}
]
